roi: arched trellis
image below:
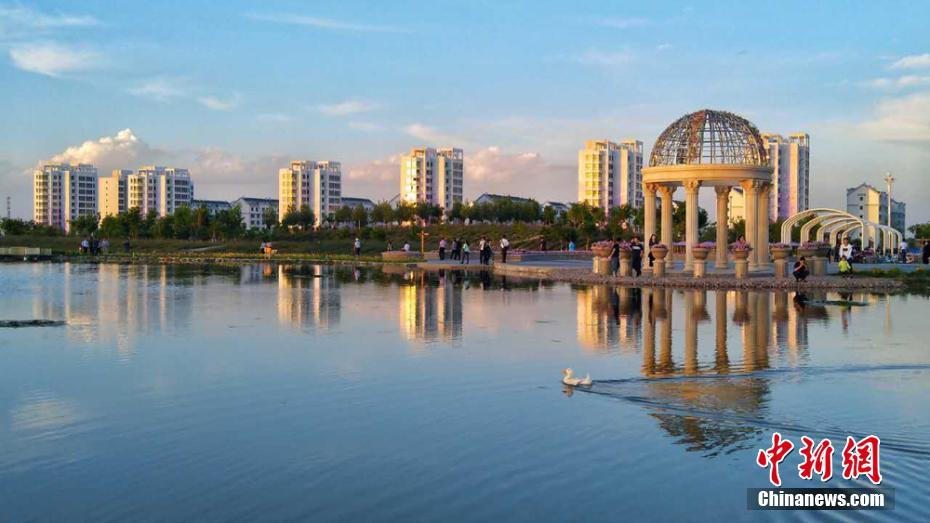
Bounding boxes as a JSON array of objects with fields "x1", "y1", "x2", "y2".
[{"x1": 780, "y1": 208, "x2": 903, "y2": 249}]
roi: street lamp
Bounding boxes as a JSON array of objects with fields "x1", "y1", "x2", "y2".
[{"x1": 883, "y1": 172, "x2": 894, "y2": 256}]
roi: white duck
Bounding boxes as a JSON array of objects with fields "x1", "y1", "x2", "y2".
[{"x1": 562, "y1": 368, "x2": 592, "y2": 387}]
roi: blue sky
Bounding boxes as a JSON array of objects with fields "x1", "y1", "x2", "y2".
[{"x1": 1, "y1": 0, "x2": 929, "y2": 222}]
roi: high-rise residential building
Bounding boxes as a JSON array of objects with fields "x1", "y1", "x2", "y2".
[
  {"x1": 846, "y1": 183, "x2": 906, "y2": 233},
  {"x1": 33, "y1": 163, "x2": 98, "y2": 232},
  {"x1": 98, "y1": 167, "x2": 193, "y2": 218},
  {"x1": 729, "y1": 133, "x2": 809, "y2": 223},
  {"x1": 399, "y1": 147, "x2": 464, "y2": 209},
  {"x1": 233, "y1": 197, "x2": 278, "y2": 229},
  {"x1": 577, "y1": 139, "x2": 643, "y2": 210},
  {"x1": 278, "y1": 160, "x2": 342, "y2": 225}
]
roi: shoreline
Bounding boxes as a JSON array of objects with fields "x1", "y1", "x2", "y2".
[{"x1": 2, "y1": 252, "x2": 911, "y2": 291}]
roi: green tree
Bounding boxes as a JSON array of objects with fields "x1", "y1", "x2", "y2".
[
  {"x1": 908, "y1": 222, "x2": 930, "y2": 239},
  {"x1": 70, "y1": 213, "x2": 99, "y2": 236},
  {"x1": 172, "y1": 205, "x2": 194, "y2": 239},
  {"x1": 262, "y1": 207, "x2": 278, "y2": 230},
  {"x1": 371, "y1": 201, "x2": 394, "y2": 224},
  {"x1": 335, "y1": 205, "x2": 354, "y2": 224},
  {"x1": 99, "y1": 215, "x2": 127, "y2": 239},
  {"x1": 0, "y1": 218, "x2": 28, "y2": 235},
  {"x1": 542, "y1": 205, "x2": 556, "y2": 225},
  {"x1": 351, "y1": 205, "x2": 369, "y2": 228}
]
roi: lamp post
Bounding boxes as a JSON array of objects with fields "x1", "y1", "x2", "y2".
[{"x1": 883, "y1": 172, "x2": 894, "y2": 256}]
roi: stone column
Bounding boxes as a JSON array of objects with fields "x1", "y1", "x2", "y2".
[
  {"x1": 643, "y1": 183, "x2": 657, "y2": 246},
  {"x1": 684, "y1": 292, "x2": 698, "y2": 375},
  {"x1": 658, "y1": 185, "x2": 675, "y2": 249},
  {"x1": 715, "y1": 186, "x2": 730, "y2": 269},
  {"x1": 714, "y1": 290, "x2": 729, "y2": 372},
  {"x1": 683, "y1": 180, "x2": 701, "y2": 272},
  {"x1": 642, "y1": 289, "x2": 655, "y2": 376},
  {"x1": 757, "y1": 182, "x2": 771, "y2": 268},
  {"x1": 740, "y1": 180, "x2": 759, "y2": 270}
]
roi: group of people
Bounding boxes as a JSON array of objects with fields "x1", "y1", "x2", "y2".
[
  {"x1": 432, "y1": 236, "x2": 510, "y2": 265},
  {"x1": 79, "y1": 237, "x2": 110, "y2": 255},
  {"x1": 607, "y1": 235, "x2": 647, "y2": 277}
]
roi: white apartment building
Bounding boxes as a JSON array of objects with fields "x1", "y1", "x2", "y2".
[
  {"x1": 399, "y1": 147, "x2": 464, "y2": 209},
  {"x1": 847, "y1": 183, "x2": 905, "y2": 233},
  {"x1": 730, "y1": 133, "x2": 810, "y2": 223},
  {"x1": 33, "y1": 163, "x2": 98, "y2": 232},
  {"x1": 233, "y1": 197, "x2": 278, "y2": 230},
  {"x1": 99, "y1": 167, "x2": 193, "y2": 218},
  {"x1": 577, "y1": 140, "x2": 643, "y2": 210},
  {"x1": 278, "y1": 160, "x2": 342, "y2": 226}
]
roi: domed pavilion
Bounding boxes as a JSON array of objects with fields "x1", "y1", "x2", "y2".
[{"x1": 642, "y1": 109, "x2": 772, "y2": 271}]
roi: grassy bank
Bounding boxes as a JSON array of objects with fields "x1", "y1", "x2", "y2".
[{"x1": 0, "y1": 223, "x2": 569, "y2": 257}]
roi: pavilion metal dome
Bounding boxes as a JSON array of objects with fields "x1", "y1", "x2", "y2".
[{"x1": 649, "y1": 109, "x2": 768, "y2": 167}]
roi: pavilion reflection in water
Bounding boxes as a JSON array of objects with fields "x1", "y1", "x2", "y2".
[{"x1": 576, "y1": 286, "x2": 889, "y2": 455}]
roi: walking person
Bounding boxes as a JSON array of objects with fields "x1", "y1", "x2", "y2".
[
  {"x1": 500, "y1": 236, "x2": 510, "y2": 263},
  {"x1": 450, "y1": 238, "x2": 459, "y2": 260},
  {"x1": 354, "y1": 237, "x2": 361, "y2": 257},
  {"x1": 630, "y1": 236, "x2": 643, "y2": 277},
  {"x1": 478, "y1": 236, "x2": 487, "y2": 265},
  {"x1": 898, "y1": 239, "x2": 908, "y2": 263},
  {"x1": 461, "y1": 240, "x2": 470, "y2": 264},
  {"x1": 923, "y1": 240, "x2": 930, "y2": 265},
  {"x1": 100, "y1": 238, "x2": 109, "y2": 254},
  {"x1": 568, "y1": 240, "x2": 576, "y2": 252},
  {"x1": 482, "y1": 238, "x2": 493, "y2": 265},
  {"x1": 387, "y1": 240, "x2": 393, "y2": 251},
  {"x1": 609, "y1": 237, "x2": 621, "y2": 276},
  {"x1": 647, "y1": 233, "x2": 658, "y2": 268},
  {"x1": 438, "y1": 237, "x2": 447, "y2": 260},
  {"x1": 260, "y1": 241, "x2": 267, "y2": 254}
]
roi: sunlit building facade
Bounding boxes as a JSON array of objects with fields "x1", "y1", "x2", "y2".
[
  {"x1": 33, "y1": 163, "x2": 98, "y2": 232},
  {"x1": 399, "y1": 147, "x2": 464, "y2": 209},
  {"x1": 729, "y1": 133, "x2": 809, "y2": 223},
  {"x1": 846, "y1": 183, "x2": 906, "y2": 233},
  {"x1": 577, "y1": 139, "x2": 643, "y2": 210},
  {"x1": 278, "y1": 160, "x2": 342, "y2": 226},
  {"x1": 99, "y1": 166, "x2": 193, "y2": 218}
]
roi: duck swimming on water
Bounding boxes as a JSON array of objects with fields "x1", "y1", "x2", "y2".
[{"x1": 562, "y1": 368, "x2": 592, "y2": 387}]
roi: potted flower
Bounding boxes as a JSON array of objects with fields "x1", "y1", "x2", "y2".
[
  {"x1": 650, "y1": 242, "x2": 669, "y2": 260},
  {"x1": 618, "y1": 241, "x2": 633, "y2": 260},
  {"x1": 590, "y1": 240, "x2": 613, "y2": 258},
  {"x1": 692, "y1": 241, "x2": 714, "y2": 261},
  {"x1": 799, "y1": 241, "x2": 828, "y2": 259},
  {"x1": 770, "y1": 242, "x2": 792, "y2": 260},
  {"x1": 729, "y1": 240, "x2": 752, "y2": 261}
]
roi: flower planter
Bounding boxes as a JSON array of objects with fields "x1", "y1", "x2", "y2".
[
  {"x1": 619, "y1": 249, "x2": 632, "y2": 260},
  {"x1": 591, "y1": 245, "x2": 613, "y2": 258},
  {"x1": 797, "y1": 248, "x2": 816, "y2": 259},
  {"x1": 650, "y1": 246, "x2": 669, "y2": 260},
  {"x1": 691, "y1": 247, "x2": 710, "y2": 261},
  {"x1": 731, "y1": 249, "x2": 750, "y2": 261},
  {"x1": 771, "y1": 247, "x2": 792, "y2": 261}
]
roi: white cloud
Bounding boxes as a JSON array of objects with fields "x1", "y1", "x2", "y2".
[
  {"x1": 597, "y1": 17, "x2": 648, "y2": 29},
  {"x1": 45, "y1": 129, "x2": 163, "y2": 171},
  {"x1": 39, "y1": 129, "x2": 284, "y2": 200},
  {"x1": 245, "y1": 13, "x2": 405, "y2": 33},
  {"x1": 656, "y1": 43, "x2": 672, "y2": 51},
  {"x1": 466, "y1": 146, "x2": 571, "y2": 192},
  {"x1": 571, "y1": 49, "x2": 634, "y2": 67},
  {"x1": 864, "y1": 75, "x2": 930, "y2": 90},
  {"x1": 345, "y1": 154, "x2": 404, "y2": 200},
  {"x1": 0, "y1": 5, "x2": 99, "y2": 38},
  {"x1": 890, "y1": 53, "x2": 930, "y2": 70},
  {"x1": 404, "y1": 123, "x2": 462, "y2": 144},
  {"x1": 316, "y1": 100, "x2": 378, "y2": 116},
  {"x1": 198, "y1": 93, "x2": 242, "y2": 111},
  {"x1": 857, "y1": 92, "x2": 930, "y2": 142},
  {"x1": 9, "y1": 42, "x2": 103, "y2": 77},
  {"x1": 127, "y1": 77, "x2": 188, "y2": 101}
]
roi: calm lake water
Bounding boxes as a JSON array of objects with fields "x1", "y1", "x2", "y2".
[{"x1": 1, "y1": 262, "x2": 928, "y2": 522}]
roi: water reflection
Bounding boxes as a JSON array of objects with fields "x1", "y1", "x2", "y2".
[
  {"x1": 277, "y1": 265, "x2": 341, "y2": 330},
  {"x1": 399, "y1": 271, "x2": 463, "y2": 344}
]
